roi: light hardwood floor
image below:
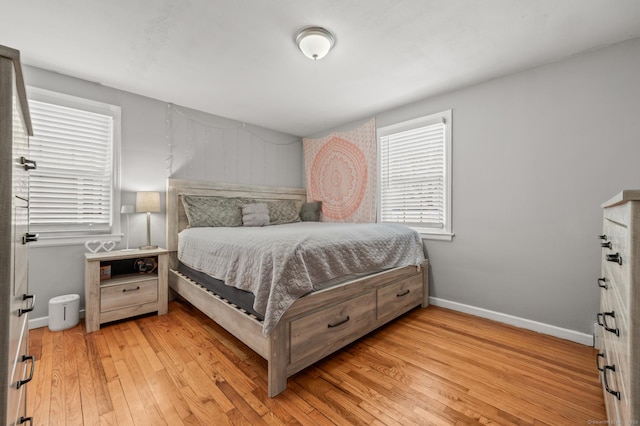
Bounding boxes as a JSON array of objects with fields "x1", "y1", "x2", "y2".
[{"x1": 28, "y1": 300, "x2": 605, "y2": 425}]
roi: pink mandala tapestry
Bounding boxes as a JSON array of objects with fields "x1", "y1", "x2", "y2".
[{"x1": 303, "y1": 119, "x2": 376, "y2": 222}]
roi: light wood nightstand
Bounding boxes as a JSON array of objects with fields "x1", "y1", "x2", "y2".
[{"x1": 84, "y1": 247, "x2": 168, "y2": 332}]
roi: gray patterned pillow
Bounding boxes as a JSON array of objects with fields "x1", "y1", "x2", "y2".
[
  {"x1": 267, "y1": 200, "x2": 301, "y2": 225},
  {"x1": 242, "y1": 203, "x2": 270, "y2": 227},
  {"x1": 181, "y1": 195, "x2": 247, "y2": 227},
  {"x1": 300, "y1": 201, "x2": 322, "y2": 222}
]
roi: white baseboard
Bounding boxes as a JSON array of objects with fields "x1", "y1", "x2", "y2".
[
  {"x1": 429, "y1": 297, "x2": 594, "y2": 346},
  {"x1": 29, "y1": 309, "x2": 85, "y2": 330}
]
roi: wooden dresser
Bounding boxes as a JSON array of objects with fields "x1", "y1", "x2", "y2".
[
  {"x1": 0, "y1": 46, "x2": 35, "y2": 425},
  {"x1": 597, "y1": 190, "x2": 640, "y2": 425}
]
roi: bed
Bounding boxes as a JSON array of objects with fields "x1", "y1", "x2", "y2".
[{"x1": 166, "y1": 178, "x2": 429, "y2": 397}]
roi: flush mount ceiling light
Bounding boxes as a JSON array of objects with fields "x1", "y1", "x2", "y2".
[{"x1": 295, "y1": 26, "x2": 335, "y2": 60}]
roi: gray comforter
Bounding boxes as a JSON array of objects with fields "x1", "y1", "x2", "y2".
[{"x1": 178, "y1": 222, "x2": 425, "y2": 336}]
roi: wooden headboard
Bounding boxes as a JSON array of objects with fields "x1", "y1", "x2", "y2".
[{"x1": 165, "y1": 178, "x2": 306, "y2": 263}]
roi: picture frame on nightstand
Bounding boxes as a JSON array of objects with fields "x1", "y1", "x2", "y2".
[{"x1": 99, "y1": 265, "x2": 111, "y2": 280}]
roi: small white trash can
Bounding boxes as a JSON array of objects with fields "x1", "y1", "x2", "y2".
[{"x1": 48, "y1": 294, "x2": 80, "y2": 331}]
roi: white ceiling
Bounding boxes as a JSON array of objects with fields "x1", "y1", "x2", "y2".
[{"x1": 3, "y1": 0, "x2": 640, "y2": 136}]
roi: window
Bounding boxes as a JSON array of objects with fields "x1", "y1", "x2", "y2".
[
  {"x1": 27, "y1": 88, "x2": 121, "y2": 243},
  {"x1": 377, "y1": 109, "x2": 452, "y2": 240}
]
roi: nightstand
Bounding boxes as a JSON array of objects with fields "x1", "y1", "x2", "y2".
[{"x1": 84, "y1": 247, "x2": 168, "y2": 332}]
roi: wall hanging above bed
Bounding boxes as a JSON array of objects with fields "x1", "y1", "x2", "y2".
[{"x1": 303, "y1": 118, "x2": 376, "y2": 222}]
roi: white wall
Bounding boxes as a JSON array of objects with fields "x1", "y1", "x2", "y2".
[
  {"x1": 24, "y1": 66, "x2": 303, "y2": 323},
  {"x1": 320, "y1": 37, "x2": 640, "y2": 339}
]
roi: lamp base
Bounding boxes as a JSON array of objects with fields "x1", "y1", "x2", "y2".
[{"x1": 138, "y1": 245, "x2": 158, "y2": 250}]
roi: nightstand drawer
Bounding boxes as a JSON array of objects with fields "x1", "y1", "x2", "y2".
[{"x1": 100, "y1": 278, "x2": 158, "y2": 312}]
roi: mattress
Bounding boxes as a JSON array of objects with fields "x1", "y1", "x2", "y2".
[
  {"x1": 177, "y1": 262, "x2": 264, "y2": 320},
  {"x1": 178, "y1": 222, "x2": 425, "y2": 335}
]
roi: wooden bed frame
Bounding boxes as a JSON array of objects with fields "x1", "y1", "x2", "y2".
[{"x1": 166, "y1": 178, "x2": 429, "y2": 397}]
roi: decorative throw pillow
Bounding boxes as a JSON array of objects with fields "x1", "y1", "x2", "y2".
[
  {"x1": 181, "y1": 195, "x2": 246, "y2": 227},
  {"x1": 300, "y1": 201, "x2": 322, "y2": 222},
  {"x1": 267, "y1": 200, "x2": 301, "y2": 225},
  {"x1": 242, "y1": 203, "x2": 270, "y2": 227}
]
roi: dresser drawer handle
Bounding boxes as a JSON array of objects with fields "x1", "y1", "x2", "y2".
[
  {"x1": 596, "y1": 352, "x2": 605, "y2": 372},
  {"x1": 17, "y1": 417, "x2": 33, "y2": 425},
  {"x1": 598, "y1": 234, "x2": 608, "y2": 241},
  {"x1": 605, "y1": 253, "x2": 622, "y2": 265},
  {"x1": 597, "y1": 311, "x2": 620, "y2": 336},
  {"x1": 16, "y1": 354, "x2": 35, "y2": 389},
  {"x1": 397, "y1": 289, "x2": 410, "y2": 298},
  {"x1": 22, "y1": 232, "x2": 38, "y2": 244},
  {"x1": 122, "y1": 286, "x2": 141, "y2": 293},
  {"x1": 600, "y1": 241, "x2": 612, "y2": 249},
  {"x1": 597, "y1": 278, "x2": 608, "y2": 289},
  {"x1": 603, "y1": 365, "x2": 621, "y2": 400},
  {"x1": 18, "y1": 294, "x2": 36, "y2": 317},
  {"x1": 328, "y1": 316, "x2": 350, "y2": 328}
]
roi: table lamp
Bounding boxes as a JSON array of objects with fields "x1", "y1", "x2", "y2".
[{"x1": 135, "y1": 191, "x2": 161, "y2": 250}]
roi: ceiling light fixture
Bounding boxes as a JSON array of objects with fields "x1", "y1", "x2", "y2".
[{"x1": 295, "y1": 26, "x2": 335, "y2": 60}]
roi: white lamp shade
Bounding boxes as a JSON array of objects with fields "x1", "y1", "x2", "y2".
[
  {"x1": 296, "y1": 27, "x2": 335, "y2": 60},
  {"x1": 135, "y1": 191, "x2": 161, "y2": 213},
  {"x1": 120, "y1": 205, "x2": 135, "y2": 214}
]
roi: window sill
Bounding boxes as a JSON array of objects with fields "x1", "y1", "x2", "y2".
[
  {"x1": 379, "y1": 221, "x2": 454, "y2": 241},
  {"x1": 418, "y1": 231, "x2": 454, "y2": 241},
  {"x1": 29, "y1": 233, "x2": 123, "y2": 248}
]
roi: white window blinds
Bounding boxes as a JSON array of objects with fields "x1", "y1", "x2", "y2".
[
  {"x1": 380, "y1": 123, "x2": 445, "y2": 227},
  {"x1": 28, "y1": 98, "x2": 115, "y2": 234},
  {"x1": 378, "y1": 109, "x2": 452, "y2": 239}
]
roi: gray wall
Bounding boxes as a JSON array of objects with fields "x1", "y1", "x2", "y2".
[
  {"x1": 25, "y1": 36, "x2": 640, "y2": 338},
  {"x1": 322, "y1": 37, "x2": 640, "y2": 336},
  {"x1": 24, "y1": 66, "x2": 302, "y2": 322}
]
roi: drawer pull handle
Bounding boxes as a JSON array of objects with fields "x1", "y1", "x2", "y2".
[
  {"x1": 597, "y1": 311, "x2": 619, "y2": 336},
  {"x1": 18, "y1": 294, "x2": 36, "y2": 317},
  {"x1": 397, "y1": 289, "x2": 410, "y2": 298},
  {"x1": 122, "y1": 286, "x2": 141, "y2": 293},
  {"x1": 17, "y1": 417, "x2": 33, "y2": 425},
  {"x1": 328, "y1": 316, "x2": 350, "y2": 328},
  {"x1": 598, "y1": 234, "x2": 607, "y2": 240},
  {"x1": 22, "y1": 232, "x2": 39, "y2": 244},
  {"x1": 603, "y1": 365, "x2": 621, "y2": 400},
  {"x1": 606, "y1": 253, "x2": 622, "y2": 265},
  {"x1": 597, "y1": 278, "x2": 608, "y2": 289},
  {"x1": 16, "y1": 354, "x2": 35, "y2": 389},
  {"x1": 601, "y1": 241, "x2": 612, "y2": 249},
  {"x1": 596, "y1": 352, "x2": 605, "y2": 372}
]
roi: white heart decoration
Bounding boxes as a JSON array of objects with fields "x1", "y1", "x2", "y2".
[
  {"x1": 85, "y1": 240, "x2": 102, "y2": 253},
  {"x1": 102, "y1": 241, "x2": 116, "y2": 252}
]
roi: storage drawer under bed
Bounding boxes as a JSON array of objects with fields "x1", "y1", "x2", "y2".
[
  {"x1": 289, "y1": 291, "x2": 376, "y2": 365},
  {"x1": 376, "y1": 274, "x2": 423, "y2": 322}
]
